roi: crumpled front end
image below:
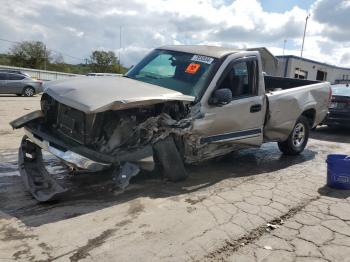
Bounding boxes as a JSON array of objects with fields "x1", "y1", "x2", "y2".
[{"x1": 11, "y1": 94, "x2": 195, "y2": 201}]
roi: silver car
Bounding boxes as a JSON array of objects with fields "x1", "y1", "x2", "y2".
[{"x1": 0, "y1": 71, "x2": 43, "y2": 96}]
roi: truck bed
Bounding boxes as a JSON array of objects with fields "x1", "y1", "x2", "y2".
[
  {"x1": 264, "y1": 76, "x2": 319, "y2": 92},
  {"x1": 263, "y1": 79, "x2": 331, "y2": 142}
]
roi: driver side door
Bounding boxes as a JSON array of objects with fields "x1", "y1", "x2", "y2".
[{"x1": 193, "y1": 55, "x2": 266, "y2": 148}]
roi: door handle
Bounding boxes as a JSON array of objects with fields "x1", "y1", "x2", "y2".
[{"x1": 250, "y1": 104, "x2": 262, "y2": 113}]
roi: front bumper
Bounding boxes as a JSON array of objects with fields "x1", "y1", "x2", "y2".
[
  {"x1": 24, "y1": 128, "x2": 111, "y2": 172},
  {"x1": 12, "y1": 111, "x2": 154, "y2": 202},
  {"x1": 11, "y1": 111, "x2": 153, "y2": 171}
]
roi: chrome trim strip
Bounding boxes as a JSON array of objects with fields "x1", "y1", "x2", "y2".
[
  {"x1": 200, "y1": 128, "x2": 262, "y2": 144},
  {"x1": 24, "y1": 129, "x2": 111, "y2": 172}
]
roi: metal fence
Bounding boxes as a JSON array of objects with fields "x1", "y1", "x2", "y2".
[{"x1": 0, "y1": 65, "x2": 83, "y2": 81}]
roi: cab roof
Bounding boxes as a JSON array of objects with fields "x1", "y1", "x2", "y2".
[
  {"x1": 158, "y1": 45, "x2": 241, "y2": 59},
  {"x1": 158, "y1": 45, "x2": 278, "y2": 69}
]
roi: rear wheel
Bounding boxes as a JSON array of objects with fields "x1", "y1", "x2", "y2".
[
  {"x1": 23, "y1": 87, "x2": 35, "y2": 97},
  {"x1": 153, "y1": 136, "x2": 188, "y2": 182},
  {"x1": 278, "y1": 116, "x2": 309, "y2": 155}
]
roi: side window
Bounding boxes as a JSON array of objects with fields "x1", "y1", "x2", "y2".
[
  {"x1": 218, "y1": 59, "x2": 258, "y2": 98},
  {"x1": 0, "y1": 73, "x2": 8, "y2": 80},
  {"x1": 8, "y1": 74, "x2": 25, "y2": 80}
]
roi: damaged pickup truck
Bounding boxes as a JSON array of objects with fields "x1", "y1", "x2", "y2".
[{"x1": 11, "y1": 45, "x2": 331, "y2": 202}]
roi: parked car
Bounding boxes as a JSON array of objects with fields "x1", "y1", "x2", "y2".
[
  {"x1": 323, "y1": 84, "x2": 350, "y2": 127},
  {"x1": 10, "y1": 45, "x2": 331, "y2": 201},
  {"x1": 0, "y1": 71, "x2": 43, "y2": 96},
  {"x1": 0, "y1": 69, "x2": 30, "y2": 77}
]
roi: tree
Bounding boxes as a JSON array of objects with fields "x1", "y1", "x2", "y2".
[
  {"x1": 89, "y1": 50, "x2": 119, "y2": 73},
  {"x1": 9, "y1": 41, "x2": 50, "y2": 69},
  {"x1": 48, "y1": 53, "x2": 70, "y2": 72}
]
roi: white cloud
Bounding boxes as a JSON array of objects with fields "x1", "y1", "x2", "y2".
[{"x1": 0, "y1": 0, "x2": 349, "y2": 67}]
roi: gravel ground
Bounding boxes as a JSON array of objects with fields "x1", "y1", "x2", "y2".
[{"x1": 1, "y1": 95, "x2": 350, "y2": 262}]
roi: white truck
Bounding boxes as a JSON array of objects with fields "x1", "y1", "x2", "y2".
[{"x1": 11, "y1": 45, "x2": 331, "y2": 201}]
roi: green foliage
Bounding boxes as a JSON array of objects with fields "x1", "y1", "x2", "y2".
[
  {"x1": 1, "y1": 41, "x2": 129, "y2": 75},
  {"x1": 89, "y1": 50, "x2": 119, "y2": 73},
  {"x1": 47, "y1": 63, "x2": 91, "y2": 75},
  {"x1": 0, "y1": 54, "x2": 11, "y2": 66},
  {"x1": 9, "y1": 41, "x2": 50, "y2": 69}
]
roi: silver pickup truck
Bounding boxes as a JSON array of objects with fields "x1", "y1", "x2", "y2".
[{"x1": 11, "y1": 45, "x2": 331, "y2": 201}]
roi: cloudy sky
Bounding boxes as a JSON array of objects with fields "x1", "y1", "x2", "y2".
[{"x1": 1, "y1": 0, "x2": 349, "y2": 67}]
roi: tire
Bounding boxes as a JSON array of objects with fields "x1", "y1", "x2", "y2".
[
  {"x1": 23, "y1": 86, "x2": 35, "y2": 97},
  {"x1": 16, "y1": 94, "x2": 22, "y2": 97},
  {"x1": 278, "y1": 116, "x2": 309, "y2": 155},
  {"x1": 153, "y1": 136, "x2": 188, "y2": 182}
]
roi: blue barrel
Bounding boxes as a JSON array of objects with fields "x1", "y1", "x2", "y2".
[{"x1": 326, "y1": 154, "x2": 350, "y2": 189}]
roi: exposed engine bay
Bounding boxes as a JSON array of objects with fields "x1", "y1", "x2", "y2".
[{"x1": 40, "y1": 93, "x2": 194, "y2": 159}]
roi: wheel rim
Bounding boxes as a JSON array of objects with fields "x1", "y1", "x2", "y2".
[
  {"x1": 292, "y1": 122, "x2": 305, "y2": 147},
  {"x1": 25, "y1": 88, "x2": 34, "y2": 96}
]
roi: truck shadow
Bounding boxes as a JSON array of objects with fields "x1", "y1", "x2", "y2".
[
  {"x1": 0, "y1": 143, "x2": 316, "y2": 227},
  {"x1": 311, "y1": 126, "x2": 350, "y2": 143}
]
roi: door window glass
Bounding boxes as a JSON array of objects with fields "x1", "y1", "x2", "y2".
[
  {"x1": 8, "y1": 74, "x2": 25, "y2": 80},
  {"x1": 0, "y1": 73, "x2": 7, "y2": 80},
  {"x1": 218, "y1": 59, "x2": 258, "y2": 98}
]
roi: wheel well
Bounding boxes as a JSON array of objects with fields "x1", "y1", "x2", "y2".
[
  {"x1": 301, "y1": 109, "x2": 316, "y2": 127},
  {"x1": 22, "y1": 86, "x2": 35, "y2": 93}
]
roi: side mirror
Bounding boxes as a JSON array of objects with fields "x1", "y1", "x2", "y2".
[{"x1": 209, "y1": 88, "x2": 232, "y2": 106}]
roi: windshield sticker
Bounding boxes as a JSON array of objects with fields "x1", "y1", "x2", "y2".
[
  {"x1": 185, "y1": 63, "x2": 201, "y2": 74},
  {"x1": 191, "y1": 55, "x2": 214, "y2": 64}
]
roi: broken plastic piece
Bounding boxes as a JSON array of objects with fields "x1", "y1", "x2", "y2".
[
  {"x1": 18, "y1": 136, "x2": 67, "y2": 202},
  {"x1": 266, "y1": 223, "x2": 280, "y2": 229},
  {"x1": 113, "y1": 162, "x2": 140, "y2": 190}
]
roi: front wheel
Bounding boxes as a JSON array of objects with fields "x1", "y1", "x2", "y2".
[
  {"x1": 153, "y1": 136, "x2": 188, "y2": 182},
  {"x1": 23, "y1": 87, "x2": 35, "y2": 97},
  {"x1": 278, "y1": 116, "x2": 309, "y2": 155}
]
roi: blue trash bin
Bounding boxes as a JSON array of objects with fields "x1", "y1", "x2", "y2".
[{"x1": 326, "y1": 154, "x2": 350, "y2": 189}]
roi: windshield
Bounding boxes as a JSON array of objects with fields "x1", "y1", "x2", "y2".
[{"x1": 126, "y1": 49, "x2": 218, "y2": 97}]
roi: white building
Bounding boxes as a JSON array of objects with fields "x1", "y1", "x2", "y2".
[{"x1": 275, "y1": 55, "x2": 350, "y2": 84}]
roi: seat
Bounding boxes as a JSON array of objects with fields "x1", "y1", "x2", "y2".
[{"x1": 231, "y1": 75, "x2": 244, "y2": 97}]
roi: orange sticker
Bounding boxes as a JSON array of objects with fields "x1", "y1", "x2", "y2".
[{"x1": 185, "y1": 63, "x2": 201, "y2": 74}]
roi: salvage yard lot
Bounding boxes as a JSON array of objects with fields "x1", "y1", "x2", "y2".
[{"x1": 1, "y1": 95, "x2": 350, "y2": 261}]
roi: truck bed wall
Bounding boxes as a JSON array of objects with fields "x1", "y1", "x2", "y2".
[
  {"x1": 264, "y1": 76, "x2": 319, "y2": 92},
  {"x1": 264, "y1": 82, "x2": 330, "y2": 142}
]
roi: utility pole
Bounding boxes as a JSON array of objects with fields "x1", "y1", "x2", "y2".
[
  {"x1": 119, "y1": 25, "x2": 122, "y2": 73},
  {"x1": 300, "y1": 14, "x2": 310, "y2": 58},
  {"x1": 44, "y1": 45, "x2": 47, "y2": 71},
  {"x1": 283, "y1": 39, "x2": 287, "y2": 55}
]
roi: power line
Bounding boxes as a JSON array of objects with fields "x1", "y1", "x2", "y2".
[{"x1": 0, "y1": 37, "x2": 85, "y2": 62}]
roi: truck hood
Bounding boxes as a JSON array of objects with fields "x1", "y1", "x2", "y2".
[{"x1": 44, "y1": 76, "x2": 195, "y2": 113}]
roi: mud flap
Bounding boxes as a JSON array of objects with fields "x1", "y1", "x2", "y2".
[{"x1": 18, "y1": 136, "x2": 67, "y2": 202}]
